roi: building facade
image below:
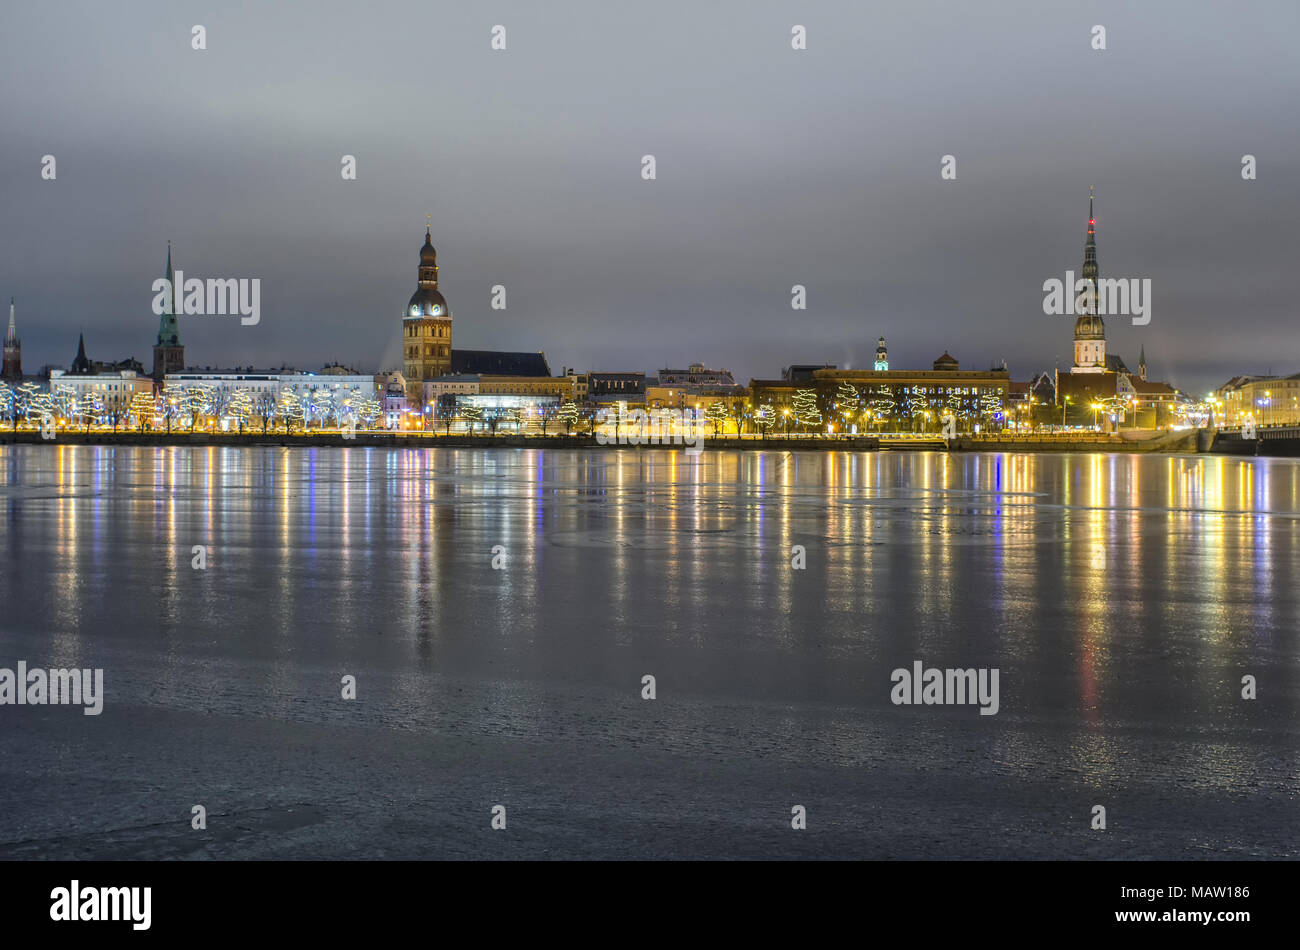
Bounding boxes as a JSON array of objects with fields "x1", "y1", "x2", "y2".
[
  {"x1": 48, "y1": 369, "x2": 154, "y2": 419},
  {"x1": 164, "y1": 369, "x2": 381, "y2": 428},
  {"x1": 1216, "y1": 374, "x2": 1300, "y2": 428},
  {"x1": 656, "y1": 363, "x2": 737, "y2": 388},
  {"x1": 587, "y1": 372, "x2": 646, "y2": 405},
  {"x1": 751, "y1": 354, "x2": 1009, "y2": 433}
]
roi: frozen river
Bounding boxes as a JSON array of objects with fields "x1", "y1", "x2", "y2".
[{"x1": 0, "y1": 445, "x2": 1296, "y2": 858}]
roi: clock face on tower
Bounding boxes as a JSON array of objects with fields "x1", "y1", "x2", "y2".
[
  {"x1": 431, "y1": 305, "x2": 441, "y2": 315},
  {"x1": 410, "y1": 305, "x2": 420, "y2": 316}
]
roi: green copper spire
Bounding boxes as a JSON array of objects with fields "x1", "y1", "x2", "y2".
[
  {"x1": 156, "y1": 241, "x2": 180, "y2": 346},
  {"x1": 1081, "y1": 187, "x2": 1100, "y2": 315}
]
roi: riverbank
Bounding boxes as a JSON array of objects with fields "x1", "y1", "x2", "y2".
[
  {"x1": 2, "y1": 427, "x2": 1293, "y2": 454},
  {"x1": 0, "y1": 428, "x2": 1199, "y2": 452},
  {"x1": 0, "y1": 430, "x2": 879, "y2": 451}
]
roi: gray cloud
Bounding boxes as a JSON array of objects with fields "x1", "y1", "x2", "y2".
[{"x1": 2, "y1": 0, "x2": 1296, "y2": 395}]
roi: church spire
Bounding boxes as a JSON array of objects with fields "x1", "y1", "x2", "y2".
[
  {"x1": 1072, "y1": 188, "x2": 1107, "y2": 373},
  {"x1": 152, "y1": 242, "x2": 185, "y2": 380},
  {"x1": 1, "y1": 297, "x2": 19, "y2": 381},
  {"x1": 157, "y1": 242, "x2": 180, "y2": 345},
  {"x1": 418, "y1": 219, "x2": 438, "y2": 287},
  {"x1": 1082, "y1": 187, "x2": 1098, "y2": 282},
  {"x1": 72, "y1": 331, "x2": 91, "y2": 374}
]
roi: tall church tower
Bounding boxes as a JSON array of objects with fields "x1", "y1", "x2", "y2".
[
  {"x1": 1072, "y1": 189, "x2": 1106, "y2": 374},
  {"x1": 402, "y1": 220, "x2": 454, "y2": 407},
  {"x1": 874, "y1": 336, "x2": 888, "y2": 371},
  {"x1": 152, "y1": 242, "x2": 185, "y2": 381},
  {"x1": 2, "y1": 298, "x2": 21, "y2": 381}
]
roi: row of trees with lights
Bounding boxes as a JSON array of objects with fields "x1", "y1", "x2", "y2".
[
  {"x1": 740, "y1": 384, "x2": 1007, "y2": 435},
  {"x1": 0, "y1": 380, "x2": 124, "y2": 432},
  {"x1": 0, "y1": 380, "x2": 385, "y2": 435},
  {"x1": 427, "y1": 397, "x2": 606, "y2": 436}
]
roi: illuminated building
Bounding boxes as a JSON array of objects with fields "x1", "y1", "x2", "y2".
[
  {"x1": 48, "y1": 368, "x2": 154, "y2": 416},
  {"x1": 751, "y1": 353, "x2": 1009, "y2": 433},
  {"x1": 1216, "y1": 374, "x2": 1300, "y2": 427}
]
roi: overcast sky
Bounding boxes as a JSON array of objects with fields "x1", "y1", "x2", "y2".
[{"x1": 2, "y1": 0, "x2": 1296, "y2": 395}]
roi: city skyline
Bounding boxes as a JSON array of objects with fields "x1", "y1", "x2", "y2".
[{"x1": 2, "y1": 1, "x2": 1297, "y2": 397}]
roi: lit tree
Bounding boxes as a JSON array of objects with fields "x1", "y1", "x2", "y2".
[
  {"x1": 129, "y1": 391, "x2": 157, "y2": 433},
  {"x1": 754, "y1": 401, "x2": 775, "y2": 436},
  {"x1": 871, "y1": 385, "x2": 894, "y2": 430},
  {"x1": 106, "y1": 394, "x2": 129, "y2": 433},
  {"x1": 835, "y1": 381, "x2": 860, "y2": 433},
  {"x1": 185, "y1": 386, "x2": 209, "y2": 431},
  {"x1": 944, "y1": 391, "x2": 964, "y2": 432},
  {"x1": 255, "y1": 392, "x2": 276, "y2": 433},
  {"x1": 488, "y1": 407, "x2": 517, "y2": 436},
  {"x1": 229, "y1": 389, "x2": 252, "y2": 434},
  {"x1": 705, "y1": 401, "x2": 727, "y2": 435},
  {"x1": 29, "y1": 390, "x2": 55, "y2": 431},
  {"x1": 307, "y1": 387, "x2": 334, "y2": 429},
  {"x1": 16, "y1": 382, "x2": 40, "y2": 428},
  {"x1": 278, "y1": 391, "x2": 304, "y2": 433},
  {"x1": 792, "y1": 389, "x2": 821, "y2": 431},
  {"x1": 358, "y1": 397, "x2": 382, "y2": 430},
  {"x1": 0, "y1": 383, "x2": 12, "y2": 430},
  {"x1": 729, "y1": 400, "x2": 746, "y2": 436},
  {"x1": 53, "y1": 385, "x2": 77, "y2": 426},
  {"x1": 340, "y1": 395, "x2": 359, "y2": 432},
  {"x1": 980, "y1": 390, "x2": 1003, "y2": 428},
  {"x1": 163, "y1": 392, "x2": 179, "y2": 434},
  {"x1": 558, "y1": 399, "x2": 579, "y2": 435},
  {"x1": 461, "y1": 402, "x2": 482, "y2": 435}
]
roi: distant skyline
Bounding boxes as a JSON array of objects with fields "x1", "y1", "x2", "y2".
[{"x1": 2, "y1": 0, "x2": 1298, "y2": 396}]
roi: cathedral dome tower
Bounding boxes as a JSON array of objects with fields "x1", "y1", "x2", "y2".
[{"x1": 402, "y1": 220, "x2": 454, "y2": 406}]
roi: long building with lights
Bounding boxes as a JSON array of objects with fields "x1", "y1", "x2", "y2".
[{"x1": 751, "y1": 350, "x2": 1010, "y2": 433}]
